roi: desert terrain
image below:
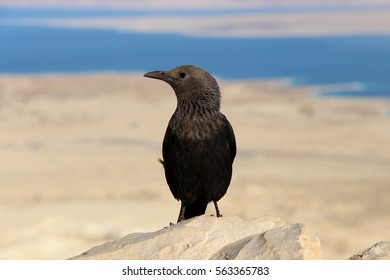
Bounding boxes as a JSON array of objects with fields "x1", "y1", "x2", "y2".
[{"x1": 0, "y1": 73, "x2": 389, "y2": 259}]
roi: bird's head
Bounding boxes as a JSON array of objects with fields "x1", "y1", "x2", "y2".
[{"x1": 144, "y1": 65, "x2": 221, "y2": 111}]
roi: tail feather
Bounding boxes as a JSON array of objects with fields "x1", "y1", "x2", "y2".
[{"x1": 184, "y1": 203, "x2": 207, "y2": 220}]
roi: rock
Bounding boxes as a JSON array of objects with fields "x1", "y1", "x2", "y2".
[
  {"x1": 349, "y1": 241, "x2": 390, "y2": 260},
  {"x1": 211, "y1": 223, "x2": 321, "y2": 260},
  {"x1": 69, "y1": 215, "x2": 322, "y2": 260}
]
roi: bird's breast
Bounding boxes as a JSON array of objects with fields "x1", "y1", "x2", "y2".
[{"x1": 169, "y1": 116, "x2": 222, "y2": 141}]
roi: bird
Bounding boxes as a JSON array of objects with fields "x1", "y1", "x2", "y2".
[{"x1": 144, "y1": 65, "x2": 236, "y2": 223}]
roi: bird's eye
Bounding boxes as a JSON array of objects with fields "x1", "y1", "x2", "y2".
[{"x1": 179, "y1": 72, "x2": 186, "y2": 78}]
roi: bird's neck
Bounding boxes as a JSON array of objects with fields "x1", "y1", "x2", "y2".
[
  {"x1": 170, "y1": 99, "x2": 223, "y2": 140},
  {"x1": 175, "y1": 89, "x2": 221, "y2": 118},
  {"x1": 175, "y1": 99, "x2": 219, "y2": 119}
]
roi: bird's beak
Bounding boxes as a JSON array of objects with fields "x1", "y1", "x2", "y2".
[{"x1": 143, "y1": 70, "x2": 173, "y2": 82}]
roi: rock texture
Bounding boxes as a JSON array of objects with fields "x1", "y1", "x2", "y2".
[
  {"x1": 349, "y1": 241, "x2": 390, "y2": 260},
  {"x1": 69, "y1": 216, "x2": 322, "y2": 260}
]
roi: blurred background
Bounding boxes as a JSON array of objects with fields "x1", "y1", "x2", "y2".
[{"x1": 0, "y1": 0, "x2": 389, "y2": 259}]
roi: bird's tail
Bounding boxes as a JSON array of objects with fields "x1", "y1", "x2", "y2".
[{"x1": 184, "y1": 203, "x2": 207, "y2": 220}]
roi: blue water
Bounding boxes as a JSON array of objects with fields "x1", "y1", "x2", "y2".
[{"x1": 1, "y1": 9, "x2": 390, "y2": 97}]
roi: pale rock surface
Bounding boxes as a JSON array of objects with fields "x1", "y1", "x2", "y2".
[
  {"x1": 349, "y1": 241, "x2": 390, "y2": 260},
  {"x1": 69, "y1": 216, "x2": 322, "y2": 260}
]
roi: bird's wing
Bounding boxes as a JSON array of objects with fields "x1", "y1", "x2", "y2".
[
  {"x1": 162, "y1": 125, "x2": 174, "y2": 162},
  {"x1": 223, "y1": 115, "x2": 236, "y2": 162},
  {"x1": 161, "y1": 125, "x2": 180, "y2": 198}
]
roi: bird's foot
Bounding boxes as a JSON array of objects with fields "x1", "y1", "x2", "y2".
[
  {"x1": 176, "y1": 202, "x2": 186, "y2": 223},
  {"x1": 213, "y1": 201, "x2": 223, "y2": 218},
  {"x1": 209, "y1": 213, "x2": 223, "y2": 218},
  {"x1": 163, "y1": 222, "x2": 175, "y2": 229}
]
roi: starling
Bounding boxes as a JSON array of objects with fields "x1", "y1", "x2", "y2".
[{"x1": 144, "y1": 65, "x2": 236, "y2": 222}]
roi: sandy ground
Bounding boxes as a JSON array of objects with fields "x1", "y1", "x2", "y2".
[{"x1": 0, "y1": 73, "x2": 389, "y2": 259}]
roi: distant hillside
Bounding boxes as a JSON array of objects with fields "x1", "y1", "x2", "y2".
[{"x1": 1, "y1": 0, "x2": 389, "y2": 10}]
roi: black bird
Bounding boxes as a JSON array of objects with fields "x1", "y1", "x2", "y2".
[{"x1": 144, "y1": 65, "x2": 236, "y2": 223}]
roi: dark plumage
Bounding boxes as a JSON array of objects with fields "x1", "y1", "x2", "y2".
[{"x1": 144, "y1": 65, "x2": 236, "y2": 223}]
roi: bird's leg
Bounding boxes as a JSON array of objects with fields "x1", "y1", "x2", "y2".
[
  {"x1": 177, "y1": 202, "x2": 186, "y2": 223},
  {"x1": 213, "y1": 201, "x2": 222, "y2": 217}
]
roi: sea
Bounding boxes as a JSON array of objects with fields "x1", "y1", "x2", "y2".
[{"x1": 1, "y1": 8, "x2": 390, "y2": 98}]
